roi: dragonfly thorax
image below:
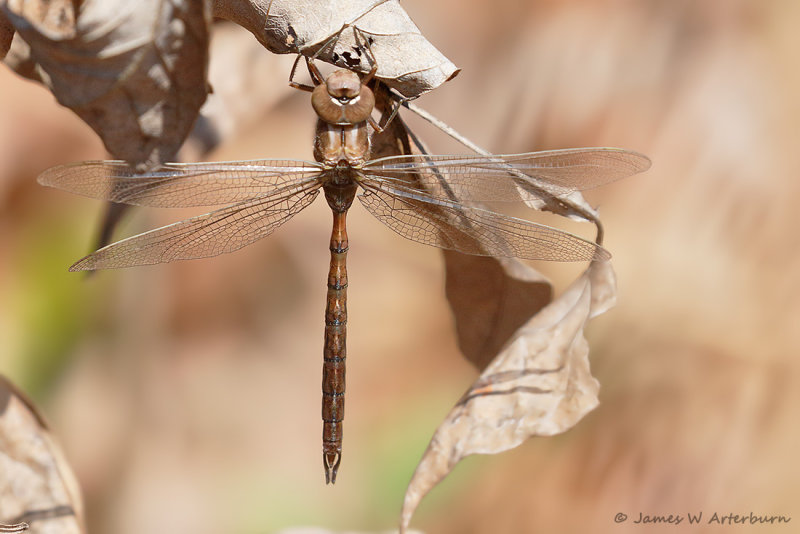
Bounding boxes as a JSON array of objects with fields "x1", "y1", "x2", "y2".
[{"x1": 314, "y1": 121, "x2": 371, "y2": 169}]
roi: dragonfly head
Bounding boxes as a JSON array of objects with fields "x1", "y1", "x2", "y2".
[{"x1": 312, "y1": 69, "x2": 375, "y2": 126}]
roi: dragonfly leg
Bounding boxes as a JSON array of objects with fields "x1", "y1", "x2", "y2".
[
  {"x1": 368, "y1": 91, "x2": 411, "y2": 134},
  {"x1": 289, "y1": 55, "x2": 320, "y2": 92},
  {"x1": 352, "y1": 26, "x2": 377, "y2": 84}
]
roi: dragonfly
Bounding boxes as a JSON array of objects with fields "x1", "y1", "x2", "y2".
[{"x1": 38, "y1": 65, "x2": 651, "y2": 484}]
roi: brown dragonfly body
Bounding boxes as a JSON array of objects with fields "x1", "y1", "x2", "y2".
[
  {"x1": 38, "y1": 69, "x2": 650, "y2": 484},
  {"x1": 312, "y1": 70, "x2": 375, "y2": 482}
]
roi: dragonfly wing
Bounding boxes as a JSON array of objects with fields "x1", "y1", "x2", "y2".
[
  {"x1": 38, "y1": 159, "x2": 323, "y2": 207},
  {"x1": 358, "y1": 182, "x2": 609, "y2": 262},
  {"x1": 70, "y1": 184, "x2": 321, "y2": 271},
  {"x1": 363, "y1": 148, "x2": 650, "y2": 203}
]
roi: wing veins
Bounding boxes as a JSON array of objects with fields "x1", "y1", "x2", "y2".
[
  {"x1": 358, "y1": 180, "x2": 609, "y2": 262},
  {"x1": 39, "y1": 159, "x2": 324, "y2": 207},
  {"x1": 70, "y1": 181, "x2": 322, "y2": 271},
  {"x1": 363, "y1": 148, "x2": 651, "y2": 203}
]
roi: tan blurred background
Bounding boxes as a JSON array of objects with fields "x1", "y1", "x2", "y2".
[{"x1": 2, "y1": 0, "x2": 799, "y2": 532}]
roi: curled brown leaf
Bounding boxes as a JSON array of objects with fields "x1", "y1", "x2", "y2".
[
  {"x1": 400, "y1": 260, "x2": 616, "y2": 532},
  {"x1": 0, "y1": 376, "x2": 85, "y2": 533},
  {"x1": 214, "y1": 0, "x2": 459, "y2": 97},
  {"x1": 444, "y1": 252, "x2": 553, "y2": 370},
  {"x1": 2, "y1": 0, "x2": 212, "y2": 168}
]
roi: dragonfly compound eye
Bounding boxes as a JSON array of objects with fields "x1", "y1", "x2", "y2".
[{"x1": 312, "y1": 71, "x2": 375, "y2": 125}]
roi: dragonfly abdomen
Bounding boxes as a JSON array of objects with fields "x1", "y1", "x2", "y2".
[{"x1": 322, "y1": 207, "x2": 350, "y2": 484}]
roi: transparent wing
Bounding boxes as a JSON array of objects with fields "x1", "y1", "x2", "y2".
[
  {"x1": 362, "y1": 147, "x2": 650, "y2": 203},
  {"x1": 358, "y1": 180, "x2": 609, "y2": 262},
  {"x1": 70, "y1": 183, "x2": 321, "y2": 271},
  {"x1": 38, "y1": 159, "x2": 324, "y2": 207}
]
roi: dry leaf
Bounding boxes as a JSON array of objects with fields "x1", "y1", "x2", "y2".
[
  {"x1": 0, "y1": 376, "x2": 85, "y2": 533},
  {"x1": 400, "y1": 260, "x2": 616, "y2": 533},
  {"x1": 444, "y1": 252, "x2": 553, "y2": 371},
  {"x1": 1, "y1": 0, "x2": 212, "y2": 168},
  {"x1": 0, "y1": 9, "x2": 12, "y2": 60},
  {"x1": 214, "y1": 0, "x2": 459, "y2": 97}
]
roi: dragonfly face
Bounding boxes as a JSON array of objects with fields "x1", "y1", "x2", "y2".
[{"x1": 37, "y1": 65, "x2": 651, "y2": 484}]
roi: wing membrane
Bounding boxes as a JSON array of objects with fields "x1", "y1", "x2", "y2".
[
  {"x1": 70, "y1": 183, "x2": 321, "y2": 271},
  {"x1": 358, "y1": 181, "x2": 609, "y2": 262},
  {"x1": 362, "y1": 147, "x2": 650, "y2": 203},
  {"x1": 38, "y1": 159, "x2": 323, "y2": 207}
]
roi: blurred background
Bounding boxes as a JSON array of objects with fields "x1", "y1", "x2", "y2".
[{"x1": 2, "y1": 0, "x2": 799, "y2": 532}]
